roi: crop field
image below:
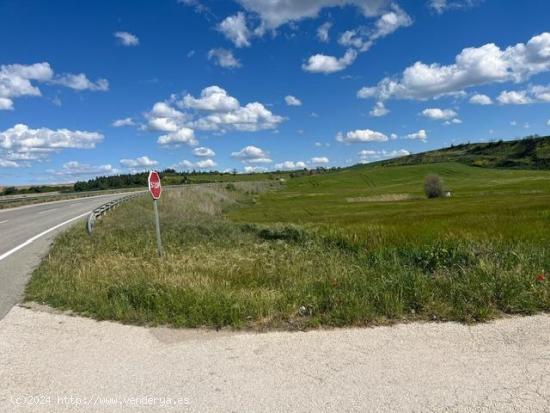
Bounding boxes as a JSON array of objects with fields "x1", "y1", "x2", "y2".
[{"x1": 25, "y1": 162, "x2": 550, "y2": 329}]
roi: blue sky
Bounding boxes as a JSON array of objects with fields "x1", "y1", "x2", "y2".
[{"x1": 1, "y1": 0, "x2": 549, "y2": 185}]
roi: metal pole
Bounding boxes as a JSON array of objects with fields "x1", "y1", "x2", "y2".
[{"x1": 153, "y1": 199, "x2": 163, "y2": 257}]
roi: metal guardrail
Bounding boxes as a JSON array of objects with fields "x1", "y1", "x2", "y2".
[{"x1": 86, "y1": 192, "x2": 144, "y2": 235}]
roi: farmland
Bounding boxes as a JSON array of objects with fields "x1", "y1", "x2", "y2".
[{"x1": 25, "y1": 162, "x2": 550, "y2": 329}]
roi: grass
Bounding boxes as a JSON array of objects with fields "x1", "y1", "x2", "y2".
[
  {"x1": 377, "y1": 135, "x2": 550, "y2": 169},
  {"x1": 25, "y1": 163, "x2": 550, "y2": 329}
]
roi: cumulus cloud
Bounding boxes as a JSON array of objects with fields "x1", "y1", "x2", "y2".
[
  {"x1": 422, "y1": 108, "x2": 459, "y2": 123},
  {"x1": 336, "y1": 5, "x2": 411, "y2": 59},
  {"x1": 52, "y1": 161, "x2": 117, "y2": 177},
  {"x1": 317, "y1": 22, "x2": 332, "y2": 42},
  {"x1": 234, "y1": 0, "x2": 388, "y2": 31},
  {"x1": 231, "y1": 145, "x2": 272, "y2": 164},
  {"x1": 112, "y1": 117, "x2": 135, "y2": 127},
  {"x1": 285, "y1": 95, "x2": 302, "y2": 106},
  {"x1": 275, "y1": 160, "x2": 307, "y2": 170},
  {"x1": 428, "y1": 0, "x2": 482, "y2": 14},
  {"x1": 357, "y1": 32, "x2": 550, "y2": 102},
  {"x1": 193, "y1": 146, "x2": 216, "y2": 157},
  {"x1": 177, "y1": 158, "x2": 217, "y2": 169},
  {"x1": 302, "y1": 49, "x2": 357, "y2": 74},
  {"x1": 218, "y1": 12, "x2": 251, "y2": 47},
  {"x1": 49, "y1": 73, "x2": 109, "y2": 91},
  {"x1": 359, "y1": 148, "x2": 410, "y2": 162},
  {"x1": 336, "y1": 129, "x2": 389, "y2": 143},
  {"x1": 114, "y1": 31, "x2": 140, "y2": 46},
  {"x1": 406, "y1": 129, "x2": 427, "y2": 141},
  {"x1": 0, "y1": 62, "x2": 107, "y2": 110},
  {"x1": 119, "y1": 156, "x2": 158, "y2": 168},
  {"x1": 208, "y1": 48, "x2": 242, "y2": 68},
  {"x1": 310, "y1": 156, "x2": 329, "y2": 165},
  {"x1": 369, "y1": 101, "x2": 389, "y2": 117},
  {"x1": 469, "y1": 93, "x2": 492, "y2": 105},
  {"x1": 182, "y1": 86, "x2": 240, "y2": 111},
  {"x1": 157, "y1": 127, "x2": 198, "y2": 146},
  {"x1": 0, "y1": 124, "x2": 103, "y2": 167},
  {"x1": 244, "y1": 165, "x2": 268, "y2": 173},
  {"x1": 497, "y1": 90, "x2": 532, "y2": 105},
  {"x1": 495, "y1": 85, "x2": 550, "y2": 105},
  {"x1": 144, "y1": 86, "x2": 284, "y2": 146}
]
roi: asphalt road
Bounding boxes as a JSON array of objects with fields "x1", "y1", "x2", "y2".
[{"x1": 0, "y1": 193, "x2": 137, "y2": 319}]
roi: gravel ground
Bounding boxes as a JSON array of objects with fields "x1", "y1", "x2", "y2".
[{"x1": 1, "y1": 306, "x2": 549, "y2": 412}]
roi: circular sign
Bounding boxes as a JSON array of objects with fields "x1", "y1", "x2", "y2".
[{"x1": 148, "y1": 170, "x2": 162, "y2": 200}]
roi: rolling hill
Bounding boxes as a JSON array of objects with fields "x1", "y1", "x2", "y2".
[{"x1": 376, "y1": 135, "x2": 550, "y2": 170}]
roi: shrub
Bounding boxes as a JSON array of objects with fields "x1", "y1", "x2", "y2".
[{"x1": 424, "y1": 175, "x2": 444, "y2": 198}]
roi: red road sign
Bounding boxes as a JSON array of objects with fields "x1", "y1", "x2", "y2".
[{"x1": 148, "y1": 170, "x2": 162, "y2": 200}]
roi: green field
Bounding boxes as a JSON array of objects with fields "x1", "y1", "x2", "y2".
[{"x1": 25, "y1": 162, "x2": 549, "y2": 329}]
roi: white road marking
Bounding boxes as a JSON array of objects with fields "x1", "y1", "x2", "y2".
[
  {"x1": 0, "y1": 211, "x2": 90, "y2": 262},
  {"x1": 0, "y1": 220, "x2": 7, "y2": 225}
]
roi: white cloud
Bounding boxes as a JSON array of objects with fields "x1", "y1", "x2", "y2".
[
  {"x1": 336, "y1": 129, "x2": 389, "y2": 143},
  {"x1": 370, "y1": 5, "x2": 412, "y2": 40},
  {"x1": 357, "y1": 32, "x2": 550, "y2": 101},
  {"x1": 317, "y1": 22, "x2": 332, "y2": 42},
  {"x1": 339, "y1": 30, "x2": 371, "y2": 52},
  {"x1": 285, "y1": 95, "x2": 302, "y2": 106},
  {"x1": 218, "y1": 12, "x2": 251, "y2": 47},
  {"x1": 369, "y1": 101, "x2": 389, "y2": 117},
  {"x1": 310, "y1": 156, "x2": 329, "y2": 165},
  {"x1": 0, "y1": 159, "x2": 20, "y2": 168},
  {"x1": 302, "y1": 49, "x2": 357, "y2": 74},
  {"x1": 0, "y1": 97, "x2": 13, "y2": 110},
  {"x1": 120, "y1": 156, "x2": 158, "y2": 168},
  {"x1": 50, "y1": 73, "x2": 109, "y2": 91},
  {"x1": 275, "y1": 160, "x2": 307, "y2": 170},
  {"x1": 422, "y1": 108, "x2": 458, "y2": 120},
  {"x1": 114, "y1": 31, "x2": 140, "y2": 46},
  {"x1": 497, "y1": 90, "x2": 532, "y2": 105},
  {"x1": 406, "y1": 129, "x2": 427, "y2": 141},
  {"x1": 177, "y1": 158, "x2": 217, "y2": 169},
  {"x1": 231, "y1": 145, "x2": 272, "y2": 164},
  {"x1": 182, "y1": 86, "x2": 240, "y2": 112},
  {"x1": 359, "y1": 148, "x2": 410, "y2": 162},
  {"x1": 547, "y1": 119, "x2": 550, "y2": 126},
  {"x1": 428, "y1": 0, "x2": 482, "y2": 14},
  {"x1": 53, "y1": 161, "x2": 117, "y2": 177},
  {"x1": 191, "y1": 102, "x2": 284, "y2": 132},
  {"x1": 337, "y1": 5, "x2": 411, "y2": 54},
  {"x1": 112, "y1": 117, "x2": 135, "y2": 127},
  {"x1": 0, "y1": 124, "x2": 103, "y2": 164},
  {"x1": 244, "y1": 165, "x2": 268, "y2": 173},
  {"x1": 143, "y1": 86, "x2": 284, "y2": 142},
  {"x1": 0, "y1": 62, "x2": 106, "y2": 109},
  {"x1": 234, "y1": 0, "x2": 388, "y2": 31},
  {"x1": 157, "y1": 127, "x2": 197, "y2": 146},
  {"x1": 444, "y1": 118, "x2": 462, "y2": 125},
  {"x1": 208, "y1": 48, "x2": 242, "y2": 68},
  {"x1": 494, "y1": 84, "x2": 550, "y2": 105},
  {"x1": 193, "y1": 146, "x2": 216, "y2": 157},
  {"x1": 469, "y1": 93, "x2": 492, "y2": 105}
]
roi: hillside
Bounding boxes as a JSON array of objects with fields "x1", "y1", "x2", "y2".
[{"x1": 377, "y1": 135, "x2": 550, "y2": 170}]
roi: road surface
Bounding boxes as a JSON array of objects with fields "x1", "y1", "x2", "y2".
[
  {"x1": 0, "y1": 306, "x2": 548, "y2": 412},
  {"x1": 0, "y1": 193, "x2": 138, "y2": 319}
]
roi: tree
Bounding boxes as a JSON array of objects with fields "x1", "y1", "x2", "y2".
[{"x1": 424, "y1": 175, "x2": 444, "y2": 198}]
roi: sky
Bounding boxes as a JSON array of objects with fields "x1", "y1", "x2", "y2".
[{"x1": 0, "y1": 0, "x2": 549, "y2": 185}]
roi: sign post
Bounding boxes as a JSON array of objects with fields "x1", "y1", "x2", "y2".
[{"x1": 148, "y1": 170, "x2": 163, "y2": 257}]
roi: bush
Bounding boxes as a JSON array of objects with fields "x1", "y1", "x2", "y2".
[{"x1": 424, "y1": 175, "x2": 444, "y2": 198}]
